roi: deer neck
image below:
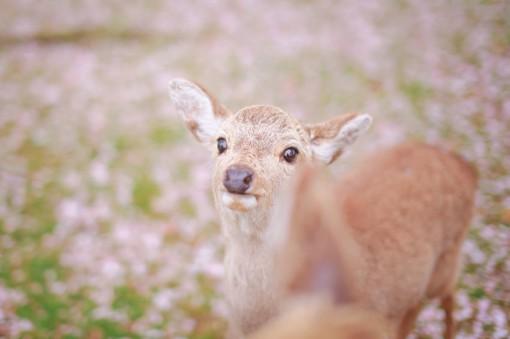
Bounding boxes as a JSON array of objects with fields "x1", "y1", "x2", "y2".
[{"x1": 219, "y1": 204, "x2": 271, "y2": 244}]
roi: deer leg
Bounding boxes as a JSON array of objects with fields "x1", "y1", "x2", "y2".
[
  {"x1": 440, "y1": 294, "x2": 456, "y2": 339},
  {"x1": 397, "y1": 304, "x2": 423, "y2": 339}
]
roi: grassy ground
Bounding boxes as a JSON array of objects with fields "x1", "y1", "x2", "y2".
[{"x1": 0, "y1": 1, "x2": 509, "y2": 338}]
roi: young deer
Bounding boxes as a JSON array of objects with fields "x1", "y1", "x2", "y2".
[
  {"x1": 262, "y1": 145, "x2": 477, "y2": 339},
  {"x1": 168, "y1": 79, "x2": 372, "y2": 336}
]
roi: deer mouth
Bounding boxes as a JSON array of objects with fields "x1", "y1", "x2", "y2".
[{"x1": 221, "y1": 191, "x2": 259, "y2": 211}]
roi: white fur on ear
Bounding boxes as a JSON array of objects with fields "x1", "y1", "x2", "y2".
[
  {"x1": 168, "y1": 78, "x2": 221, "y2": 143},
  {"x1": 311, "y1": 114, "x2": 372, "y2": 164}
]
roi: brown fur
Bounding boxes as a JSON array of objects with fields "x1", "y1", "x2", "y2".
[
  {"x1": 305, "y1": 113, "x2": 358, "y2": 163},
  {"x1": 195, "y1": 81, "x2": 231, "y2": 119},
  {"x1": 250, "y1": 299, "x2": 389, "y2": 339},
  {"x1": 274, "y1": 143, "x2": 477, "y2": 338}
]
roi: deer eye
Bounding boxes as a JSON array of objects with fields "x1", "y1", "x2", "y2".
[
  {"x1": 282, "y1": 147, "x2": 299, "y2": 163},
  {"x1": 217, "y1": 137, "x2": 228, "y2": 154}
]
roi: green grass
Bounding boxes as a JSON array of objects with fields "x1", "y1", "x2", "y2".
[
  {"x1": 132, "y1": 173, "x2": 160, "y2": 214},
  {"x1": 150, "y1": 124, "x2": 185, "y2": 146},
  {"x1": 179, "y1": 197, "x2": 197, "y2": 218},
  {"x1": 112, "y1": 286, "x2": 150, "y2": 321}
]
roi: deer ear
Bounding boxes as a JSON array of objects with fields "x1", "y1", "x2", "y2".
[
  {"x1": 168, "y1": 78, "x2": 231, "y2": 143},
  {"x1": 306, "y1": 113, "x2": 372, "y2": 164}
]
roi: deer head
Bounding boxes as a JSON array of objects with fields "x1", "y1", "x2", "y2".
[{"x1": 168, "y1": 78, "x2": 372, "y2": 237}]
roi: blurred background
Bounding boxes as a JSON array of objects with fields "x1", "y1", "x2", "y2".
[{"x1": 0, "y1": 0, "x2": 509, "y2": 338}]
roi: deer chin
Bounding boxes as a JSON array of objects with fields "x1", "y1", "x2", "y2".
[{"x1": 221, "y1": 191, "x2": 258, "y2": 212}]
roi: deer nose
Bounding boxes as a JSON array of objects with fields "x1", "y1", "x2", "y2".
[{"x1": 223, "y1": 165, "x2": 254, "y2": 194}]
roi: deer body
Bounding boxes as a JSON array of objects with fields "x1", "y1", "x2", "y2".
[
  {"x1": 270, "y1": 144, "x2": 477, "y2": 338},
  {"x1": 338, "y1": 144, "x2": 476, "y2": 319}
]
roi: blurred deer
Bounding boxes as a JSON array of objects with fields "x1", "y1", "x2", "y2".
[
  {"x1": 260, "y1": 145, "x2": 477, "y2": 339},
  {"x1": 249, "y1": 165, "x2": 389, "y2": 339},
  {"x1": 250, "y1": 299, "x2": 389, "y2": 339},
  {"x1": 169, "y1": 78, "x2": 372, "y2": 336}
]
